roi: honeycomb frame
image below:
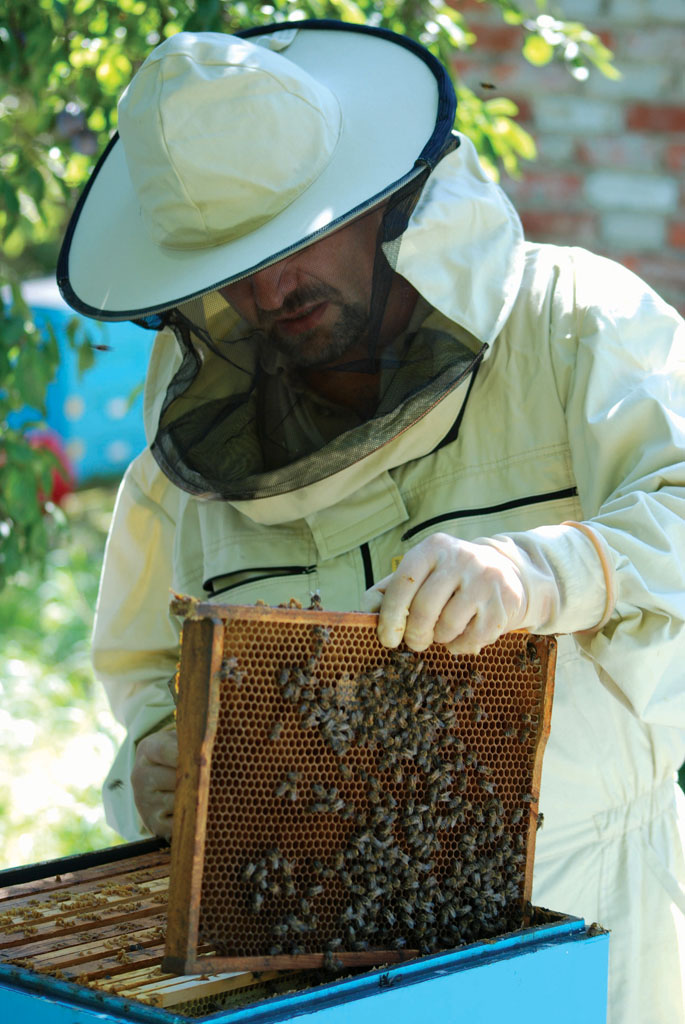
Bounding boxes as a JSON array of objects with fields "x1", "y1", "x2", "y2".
[{"x1": 163, "y1": 603, "x2": 556, "y2": 974}]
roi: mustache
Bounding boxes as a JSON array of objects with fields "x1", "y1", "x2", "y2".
[{"x1": 256, "y1": 284, "x2": 340, "y2": 328}]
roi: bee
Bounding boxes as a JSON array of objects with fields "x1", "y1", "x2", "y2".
[
  {"x1": 269, "y1": 721, "x2": 284, "y2": 742},
  {"x1": 286, "y1": 914, "x2": 310, "y2": 934},
  {"x1": 281, "y1": 858, "x2": 294, "y2": 878},
  {"x1": 251, "y1": 892, "x2": 264, "y2": 912},
  {"x1": 470, "y1": 702, "x2": 486, "y2": 723},
  {"x1": 219, "y1": 655, "x2": 242, "y2": 685},
  {"x1": 253, "y1": 864, "x2": 268, "y2": 885},
  {"x1": 275, "y1": 771, "x2": 301, "y2": 801},
  {"x1": 536, "y1": 812, "x2": 545, "y2": 831},
  {"x1": 278, "y1": 666, "x2": 291, "y2": 688},
  {"x1": 323, "y1": 949, "x2": 342, "y2": 972},
  {"x1": 518, "y1": 726, "x2": 532, "y2": 744},
  {"x1": 456, "y1": 682, "x2": 474, "y2": 702},
  {"x1": 241, "y1": 862, "x2": 257, "y2": 882},
  {"x1": 265, "y1": 848, "x2": 281, "y2": 870}
]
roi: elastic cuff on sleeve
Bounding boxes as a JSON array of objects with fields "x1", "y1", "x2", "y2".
[
  {"x1": 482, "y1": 522, "x2": 611, "y2": 635},
  {"x1": 562, "y1": 520, "x2": 616, "y2": 632}
]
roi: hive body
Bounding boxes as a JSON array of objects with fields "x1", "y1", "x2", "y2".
[{"x1": 164, "y1": 604, "x2": 556, "y2": 973}]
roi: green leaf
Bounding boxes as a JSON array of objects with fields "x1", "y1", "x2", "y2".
[
  {"x1": 77, "y1": 339, "x2": 95, "y2": 377},
  {"x1": 65, "y1": 316, "x2": 79, "y2": 345},
  {"x1": 126, "y1": 380, "x2": 144, "y2": 412},
  {"x1": 1, "y1": 315, "x2": 26, "y2": 347},
  {"x1": 505, "y1": 120, "x2": 537, "y2": 161},
  {"x1": 43, "y1": 320, "x2": 60, "y2": 365},
  {"x1": 24, "y1": 167, "x2": 46, "y2": 207},
  {"x1": 594, "y1": 57, "x2": 622, "y2": 80},
  {"x1": 2, "y1": 437, "x2": 39, "y2": 468},
  {"x1": 502, "y1": 9, "x2": 525, "y2": 25},
  {"x1": 1, "y1": 465, "x2": 40, "y2": 525},
  {"x1": 484, "y1": 97, "x2": 519, "y2": 117},
  {"x1": 13, "y1": 344, "x2": 54, "y2": 412},
  {"x1": 0, "y1": 525, "x2": 22, "y2": 582},
  {"x1": 523, "y1": 33, "x2": 554, "y2": 66},
  {"x1": 0, "y1": 179, "x2": 20, "y2": 236}
]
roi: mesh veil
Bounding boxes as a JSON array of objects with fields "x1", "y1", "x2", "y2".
[{"x1": 150, "y1": 168, "x2": 482, "y2": 501}]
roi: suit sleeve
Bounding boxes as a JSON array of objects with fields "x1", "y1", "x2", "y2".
[
  {"x1": 518, "y1": 249, "x2": 685, "y2": 730},
  {"x1": 92, "y1": 447, "x2": 182, "y2": 839}
]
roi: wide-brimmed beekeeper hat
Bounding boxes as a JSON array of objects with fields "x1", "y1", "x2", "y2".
[{"x1": 57, "y1": 19, "x2": 456, "y2": 323}]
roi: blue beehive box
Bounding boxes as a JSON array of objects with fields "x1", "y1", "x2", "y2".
[
  {"x1": 0, "y1": 841, "x2": 609, "y2": 1024},
  {"x1": 14, "y1": 278, "x2": 155, "y2": 483},
  {"x1": 0, "y1": 912, "x2": 609, "y2": 1024}
]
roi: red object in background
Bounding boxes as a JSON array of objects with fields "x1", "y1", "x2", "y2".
[{"x1": 28, "y1": 430, "x2": 76, "y2": 506}]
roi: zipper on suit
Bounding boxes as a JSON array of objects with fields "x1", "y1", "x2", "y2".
[
  {"x1": 360, "y1": 543, "x2": 374, "y2": 590},
  {"x1": 401, "y1": 486, "x2": 578, "y2": 542},
  {"x1": 203, "y1": 564, "x2": 317, "y2": 597}
]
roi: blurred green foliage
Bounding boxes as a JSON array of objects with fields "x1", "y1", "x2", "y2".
[
  {"x1": 0, "y1": 486, "x2": 124, "y2": 867},
  {"x1": 0, "y1": 0, "x2": 615, "y2": 590}
]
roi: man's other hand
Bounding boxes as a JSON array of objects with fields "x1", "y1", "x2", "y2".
[
  {"x1": 363, "y1": 533, "x2": 528, "y2": 655},
  {"x1": 131, "y1": 727, "x2": 178, "y2": 838}
]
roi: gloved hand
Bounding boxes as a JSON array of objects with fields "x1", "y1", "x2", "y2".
[
  {"x1": 363, "y1": 525, "x2": 612, "y2": 655},
  {"x1": 131, "y1": 726, "x2": 178, "y2": 838}
]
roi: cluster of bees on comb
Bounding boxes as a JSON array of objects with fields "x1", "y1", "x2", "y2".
[{"x1": 230, "y1": 599, "x2": 543, "y2": 968}]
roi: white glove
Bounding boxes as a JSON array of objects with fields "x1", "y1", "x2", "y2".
[
  {"x1": 363, "y1": 524, "x2": 612, "y2": 655},
  {"x1": 131, "y1": 726, "x2": 178, "y2": 839}
]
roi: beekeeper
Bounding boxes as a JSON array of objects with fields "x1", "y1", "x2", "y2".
[{"x1": 57, "y1": 21, "x2": 685, "y2": 1024}]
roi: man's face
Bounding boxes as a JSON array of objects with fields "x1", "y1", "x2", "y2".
[{"x1": 220, "y1": 206, "x2": 384, "y2": 369}]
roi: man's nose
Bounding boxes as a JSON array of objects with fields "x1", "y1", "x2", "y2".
[{"x1": 250, "y1": 259, "x2": 297, "y2": 313}]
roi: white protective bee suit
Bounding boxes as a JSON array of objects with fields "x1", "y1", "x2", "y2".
[{"x1": 93, "y1": 138, "x2": 685, "y2": 1024}]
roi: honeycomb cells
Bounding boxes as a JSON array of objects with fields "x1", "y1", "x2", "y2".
[{"x1": 194, "y1": 609, "x2": 553, "y2": 961}]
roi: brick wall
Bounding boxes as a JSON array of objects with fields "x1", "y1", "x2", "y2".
[{"x1": 453, "y1": 0, "x2": 685, "y2": 315}]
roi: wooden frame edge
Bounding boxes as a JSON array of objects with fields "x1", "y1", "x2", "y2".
[{"x1": 163, "y1": 615, "x2": 224, "y2": 972}]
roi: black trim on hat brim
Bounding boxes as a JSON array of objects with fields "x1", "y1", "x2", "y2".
[
  {"x1": 57, "y1": 130, "x2": 120, "y2": 318},
  {"x1": 57, "y1": 20, "x2": 457, "y2": 324}
]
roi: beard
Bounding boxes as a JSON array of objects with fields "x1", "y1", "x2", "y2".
[{"x1": 258, "y1": 284, "x2": 371, "y2": 369}]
